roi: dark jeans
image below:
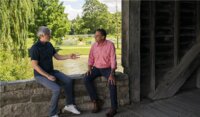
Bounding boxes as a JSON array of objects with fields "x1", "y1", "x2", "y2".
[
  {"x1": 84, "y1": 67, "x2": 118, "y2": 110},
  {"x1": 35, "y1": 70, "x2": 74, "y2": 116}
]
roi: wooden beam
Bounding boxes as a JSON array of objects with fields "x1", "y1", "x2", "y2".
[
  {"x1": 149, "y1": 44, "x2": 200, "y2": 100},
  {"x1": 174, "y1": 1, "x2": 180, "y2": 66},
  {"x1": 196, "y1": 2, "x2": 200, "y2": 45},
  {"x1": 122, "y1": 0, "x2": 130, "y2": 73},
  {"x1": 127, "y1": 0, "x2": 141, "y2": 102},
  {"x1": 149, "y1": 1, "x2": 156, "y2": 96},
  {"x1": 196, "y1": 1, "x2": 200, "y2": 88}
]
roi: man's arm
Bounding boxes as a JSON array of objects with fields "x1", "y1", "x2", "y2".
[
  {"x1": 54, "y1": 53, "x2": 70, "y2": 60},
  {"x1": 31, "y1": 60, "x2": 55, "y2": 81},
  {"x1": 108, "y1": 43, "x2": 117, "y2": 85},
  {"x1": 110, "y1": 69, "x2": 115, "y2": 76},
  {"x1": 86, "y1": 65, "x2": 93, "y2": 76},
  {"x1": 54, "y1": 53, "x2": 79, "y2": 60},
  {"x1": 110, "y1": 43, "x2": 117, "y2": 75},
  {"x1": 86, "y1": 45, "x2": 94, "y2": 75}
]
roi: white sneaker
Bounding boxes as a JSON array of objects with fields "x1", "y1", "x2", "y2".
[
  {"x1": 63, "y1": 105, "x2": 81, "y2": 114},
  {"x1": 51, "y1": 115, "x2": 59, "y2": 117}
]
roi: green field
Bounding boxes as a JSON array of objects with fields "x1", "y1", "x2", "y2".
[
  {"x1": 57, "y1": 46, "x2": 121, "y2": 55},
  {"x1": 27, "y1": 36, "x2": 122, "y2": 56}
]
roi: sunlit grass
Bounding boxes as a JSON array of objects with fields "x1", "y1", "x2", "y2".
[{"x1": 57, "y1": 46, "x2": 121, "y2": 55}]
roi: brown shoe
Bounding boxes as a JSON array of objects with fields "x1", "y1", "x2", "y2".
[
  {"x1": 106, "y1": 108, "x2": 117, "y2": 117},
  {"x1": 91, "y1": 99, "x2": 104, "y2": 113}
]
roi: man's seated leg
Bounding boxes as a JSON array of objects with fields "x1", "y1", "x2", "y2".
[
  {"x1": 84, "y1": 67, "x2": 103, "y2": 113},
  {"x1": 53, "y1": 70, "x2": 80, "y2": 115},
  {"x1": 106, "y1": 83, "x2": 118, "y2": 117},
  {"x1": 35, "y1": 75, "x2": 61, "y2": 117},
  {"x1": 100, "y1": 68, "x2": 118, "y2": 117}
]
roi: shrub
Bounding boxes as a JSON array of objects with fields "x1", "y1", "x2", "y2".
[{"x1": 0, "y1": 51, "x2": 33, "y2": 81}]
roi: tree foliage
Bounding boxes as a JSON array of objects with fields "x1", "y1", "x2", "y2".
[
  {"x1": 29, "y1": 0, "x2": 70, "y2": 44},
  {"x1": 0, "y1": 0, "x2": 71, "y2": 81},
  {"x1": 82, "y1": 0, "x2": 111, "y2": 34},
  {"x1": 70, "y1": 15, "x2": 89, "y2": 34},
  {"x1": 70, "y1": 0, "x2": 121, "y2": 36},
  {"x1": 0, "y1": 0, "x2": 35, "y2": 58}
]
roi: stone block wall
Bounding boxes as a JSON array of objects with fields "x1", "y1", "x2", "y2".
[{"x1": 0, "y1": 72, "x2": 129, "y2": 117}]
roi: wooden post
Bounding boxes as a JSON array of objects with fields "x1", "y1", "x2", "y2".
[
  {"x1": 122, "y1": 0, "x2": 130, "y2": 73},
  {"x1": 174, "y1": 1, "x2": 180, "y2": 66},
  {"x1": 122, "y1": 0, "x2": 141, "y2": 102},
  {"x1": 196, "y1": 1, "x2": 200, "y2": 88},
  {"x1": 130, "y1": 0, "x2": 141, "y2": 102},
  {"x1": 149, "y1": 1, "x2": 156, "y2": 96}
]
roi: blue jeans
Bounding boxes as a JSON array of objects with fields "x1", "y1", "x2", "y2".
[
  {"x1": 84, "y1": 67, "x2": 118, "y2": 110},
  {"x1": 35, "y1": 70, "x2": 74, "y2": 116}
]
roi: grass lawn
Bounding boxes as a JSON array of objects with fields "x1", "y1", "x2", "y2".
[
  {"x1": 27, "y1": 37, "x2": 122, "y2": 55},
  {"x1": 57, "y1": 46, "x2": 121, "y2": 55}
]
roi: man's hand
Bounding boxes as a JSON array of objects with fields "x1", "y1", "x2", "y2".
[
  {"x1": 108, "y1": 74, "x2": 116, "y2": 85},
  {"x1": 85, "y1": 65, "x2": 92, "y2": 76},
  {"x1": 86, "y1": 69, "x2": 92, "y2": 76},
  {"x1": 70, "y1": 54, "x2": 80, "y2": 59},
  {"x1": 47, "y1": 75, "x2": 56, "y2": 81}
]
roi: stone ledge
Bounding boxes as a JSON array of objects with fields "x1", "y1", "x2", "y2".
[{"x1": 0, "y1": 72, "x2": 129, "y2": 117}]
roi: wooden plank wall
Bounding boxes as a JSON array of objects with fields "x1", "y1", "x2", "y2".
[
  {"x1": 140, "y1": 1, "x2": 153, "y2": 97},
  {"x1": 140, "y1": 1, "x2": 200, "y2": 99},
  {"x1": 179, "y1": 1, "x2": 196, "y2": 59},
  {"x1": 174, "y1": 1, "x2": 180, "y2": 66},
  {"x1": 122, "y1": 0, "x2": 200, "y2": 101},
  {"x1": 154, "y1": 1, "x2": 175, "y2": 88},
  {"x1": 141, "y1": 1, "x2": 176, "y2": 97},
  {"x1": 181, "y1": 1, "x2": 200, "y2": 90},
  {"x1": 150, "y1": 44, "x2": 200, "y2": 100}
]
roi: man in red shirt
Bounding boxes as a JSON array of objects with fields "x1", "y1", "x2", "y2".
[{"x1": 84, "y1": 29, "x2": 118, "y2": 117}]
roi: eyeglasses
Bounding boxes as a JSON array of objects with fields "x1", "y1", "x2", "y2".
[{"x1": 94, "y1": 35, "x2": 102, "y2": 38}]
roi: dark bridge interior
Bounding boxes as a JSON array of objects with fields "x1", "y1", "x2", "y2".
[{"x1": 122, "y1": 0, "x2": 200, "y2": 102}]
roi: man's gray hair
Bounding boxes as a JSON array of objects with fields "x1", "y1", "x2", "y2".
[{"x1": 37, "y1": 26, "x2": 51, "y2": 37}]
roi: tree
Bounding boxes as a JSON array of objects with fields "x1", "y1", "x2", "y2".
[
  {"x1": 29, "y1": 0, "x2": 70, "y2": 44},
  {"x1": 82, "y1": 0, "x2": 111, "y2": 34},
  {"x1": 70, "y1": 15, "x2": 89, "y2": 34},
  {"x1": 0, "y1": 0, "x2": 35, "y2": 58},
  {"x1": 107, "y1": 12, "x2": 121, "y2": 34},
  {"x1": 0, "y1": 0, "x2": 35, "y2": 81},
  {"x1": 111, "y1": 12, "x2": 121, "y2": 48}
]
